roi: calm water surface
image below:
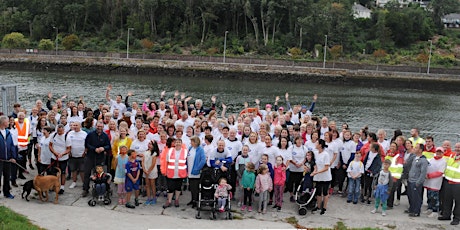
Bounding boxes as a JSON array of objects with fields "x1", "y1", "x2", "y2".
[{"x1": 1, "y1": 70, "x2": 459, "y2": 144}]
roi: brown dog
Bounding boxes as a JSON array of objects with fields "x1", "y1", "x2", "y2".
[{"x1": 33, "y1": 168, "x2": 61, "y2": 204}]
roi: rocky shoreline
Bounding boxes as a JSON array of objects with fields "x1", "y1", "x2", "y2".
[{"x1": 1, "y1": 53, "x2": 459, "y2": 90}]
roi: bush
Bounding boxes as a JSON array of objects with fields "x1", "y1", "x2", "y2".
[
  {"x1": 2, "y1": 32, "x2": 29, "y2": 48},
  {"x1": 62, "y1": 34, "x2": 80, "y2": 50},
  {"x1": 288, "y1": 47, "x2": 302, "y2": 58},
  {"x1": 172, "y1": 44, "x2": 182, "y2": 54},
  {"x1": 206, "y1": 47, "x2": 218, "y2": 55},
  {"x1": 433, "y1": 54, "x2": 457, "y2": 67},
  {"x1": 140, "y1": 38, "x2": 154, "y2": 50},
  {"x1": 38, "y1": 39, "x2": 54, "y2": 50}
]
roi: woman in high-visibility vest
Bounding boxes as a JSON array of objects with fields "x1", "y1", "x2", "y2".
[
  {"x1": 438, "y1": 143, "x2": 460, "y2": 226},
  {"x1": 160, "y1": 138, "x2": 188, "y2": 208}
]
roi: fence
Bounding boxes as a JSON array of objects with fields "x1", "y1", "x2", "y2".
[{"x1": 0, "y1": 84, "x2": 18, "y2": 116}]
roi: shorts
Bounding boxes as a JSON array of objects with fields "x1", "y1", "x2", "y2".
[
  {"x1": 69, "y1": 157, "x2": 85, "y2": 172},
  {"x1": 167, "y1": 178, "x2": 183, "y2": 193},
  {"x1": 125, "y1": 179, "x2": 140, "y2": 192},
  {"x1": 51, "y1": 159, "x2": 68, "y2": 175},
  {"x1": 315, "y1": 181, "x2": 331, "y2": 196}
]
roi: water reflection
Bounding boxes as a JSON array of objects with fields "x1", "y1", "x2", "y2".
[{"x1": 1, "y1": 70, "x2": 459, "y2": 144}]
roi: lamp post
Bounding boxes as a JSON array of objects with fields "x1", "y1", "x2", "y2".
[
  {"x1": 53, "y1": 26, "x2": 58, "y2": 55},
  {"x1": 323, "y1": 35, "x2": 328, "y2": 69},
  {"x1": 223, "y1": 31, "x2": 229, "y2": 63},
  {"x1": 427, "y1": 40, "x2": 432, "y2": 74},
  {"x1": 126, "y1": 28, "x2": 134, "y2": 59}
]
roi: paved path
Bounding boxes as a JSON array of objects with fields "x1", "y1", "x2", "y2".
[{"x1": 1, "y1": 175, "x2": 457, "y2": 230}]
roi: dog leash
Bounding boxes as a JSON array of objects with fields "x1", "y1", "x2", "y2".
[
  {"x1": 40, "y1": 159, "x2": 58, "y2": 176},
  {"x1": 0, "y1": 159, "x2": 30, "y2": 174}
]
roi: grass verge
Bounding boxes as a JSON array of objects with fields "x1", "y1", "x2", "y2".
[{"x1": 0, "y1": 206, "x2": 43, "y2": 230}]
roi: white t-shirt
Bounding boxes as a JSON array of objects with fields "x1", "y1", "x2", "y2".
[
  {"x1": 67, "y1": 130, "x2": 87, "y2": 158},
  {"x1": 261, "y1": 145, "x2": 279, "y2": 166},
  {"x1": 39, "y1": 136, "x2": 53, "y2": 165},
  {"x1": 110, "y1": 99, "x2": 127, "y2": 119},
  {"x1": 245, "y1": 141, "x2": 264, "y2": 166},
  {"x1": 51, "y1": 133, "x2": 71, "y2": 161},
  {"x1": 347, "y1": 160, "x2": 364, "y2": 178},
  {"x1": 341, "y1": 140, "x2": 357, "y2": 165},
  {"x1": 320, "y1": 127, "x2": 329, "y2": 140},
  {"x1": 326, "y1": 141, "x2": 339, "y2": 168},
  {"x1": 365, "y1": 151, "x2": 378, "y2": 170},
  {"x1": 288, "y1": 144, "x2": 307, "y2": 172},
  {"x1": 225, "y1": 138, "x2": 243, "y2": 160},
  {"x1": 305, "y1": 140, "x2": 317, "y2": 152},
  {"x1": 378, "y1": 139, "x2": 390, "y2": 153},
  {"x1": 131, "y1": 139, "x2": 149, "y2": 155},
  {"x1": 313, "y1": 151, "x2": 332, "y2": 182}
]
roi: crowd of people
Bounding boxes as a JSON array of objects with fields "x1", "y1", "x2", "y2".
[{"x1": 0, "y1": 85, "x2": 459, "y2": 226}]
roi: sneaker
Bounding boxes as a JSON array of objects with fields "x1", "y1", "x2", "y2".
[
  {"x1": 371, "y1": 209, "x2": 377, "y2": 214},
  {"x1": 4, "y1": 194, "x2": 14, "y2": 199},
  {"x1": 268, "y1": 200, "x2": 273, "y2": 205},
  {"x1": 29, "y1": 164, "x2": 35, "y2": 170},
  {"x1": 312, "y1": 207, "x2": 319, "y2": 212},
  {"x1": 394, "y1": 199, "x2": 400, "y2": 206},
  {"x1": 438, "y1": 216, "x2": 451, "y2": 221},
  {"x1": 121, "y1": 198, "x2": 127, "y2": 205},
  {"x1": 277, "y1": 207, "x2": 281, "y2": 212},
  {"x1": 163, "y1": 201, "x2": 171, "y2": 209},
  {"x1": 69, "y1": 182, "x2": 76, "y2": 189},
  {"x1": 320, "y1": 208, "x2": 326, "y2": 215},
  {"x1": 237, "y1": 201, "x2": 242, "y2": 207},
  {"x1": 58, "y1": 189, "x2": 64, "y2": 195},
  {"x1": 408, "y1": 213, "x2": 420, "y2": 217},
  {"x1": 367, "y1": 200, "x2": 371, "y2": 205},
  {"x1": 328, "y1": 188, "x2": 334, "y2": 195},
  {"x1": 289, "y1": 196, "x2": 295, "y2": 202},
  {"x1": 353, "y1": 201, "x2": 358, "y2": 204},
  {"x1": 135, "y1": 198, "x2": 139, "y2": 206},
  {"x1": 118, "y1": 198, "x2": 123, "y2": 205},
  {"x1": 151, "y1": 198, "x2": 157, "y2": 205},
  {"x1": 145, "y1": 199, "x2": 151, "y2": 205},
  {"x1": 11, "y1": 182, "x2": 18, "y2": 187},
  {"x1": 382, "y1": 211, "x2": 386, "y2": 216},
  {"x1": 125, "y1": 202, "x2": 135, "y2": 209},
  {"x1": 428, "y1": 212, "x2": 438, "y2": 218},
  {"x1": 451, "y1": 219, "x2": 459, "y2": 225},
  {"x1": 248, "y1": 206, "x2": 253, "y2": 212},
  {"x1": 347, "y1": 200, "x2": 352, "y2": 203},
  {"x1": 82, "y1": 190, "x2": 89, "y2": 197},
  {"x1": 241, "y1": 205, "x2": 247, "y2": 211},
  {"x1": 424, "y1": 209, "x2": 433, "y2": 215},
  {"x1": 174, "y1": 200, "x2": 179, "y2": 207},
  {"x1": 262, "y1": 209, "x2": 267, "y2": 214}
]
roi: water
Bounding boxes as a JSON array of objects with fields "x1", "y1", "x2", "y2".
[{"x1": 1, "y1": 70, "x2": 460, "y2": 144}]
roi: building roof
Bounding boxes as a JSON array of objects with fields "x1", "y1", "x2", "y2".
[{"x1": 352, "y1": 3, "x2": 372, "y2": 13}]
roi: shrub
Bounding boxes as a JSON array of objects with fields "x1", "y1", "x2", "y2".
[
  {"x1": 288, "y1": 47, "x2": 302, "y2": 58},
  {"x1": 2, "y1": 32, "x2": 29, "y2": 48},
  {"x1": 206, "y1": 47, "x2": 218, "y2": 55},
  {"x1": 38, "y1": 39, "x2": 54, "y2": 50},
  {"x1": 62, "y1": 34, "x2": 80, "y2": 50},
  {"x1": 140, "y1": 38, "x2": 154, "y2": 50}
]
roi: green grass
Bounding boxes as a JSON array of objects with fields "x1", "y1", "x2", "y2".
[{"x1": 0, "y1": 206, "x2": 43, "y2": 230}]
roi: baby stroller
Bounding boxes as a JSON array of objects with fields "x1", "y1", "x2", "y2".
[
  {"x1": 294, "y1": 173, "x2": 317, "y2": 215},
  {"x1": 196, "y1": 167, "x2": 233, "y2": 220},
  {"x1": 88, "y1": 173, "x2": 113, "y2": 206}
]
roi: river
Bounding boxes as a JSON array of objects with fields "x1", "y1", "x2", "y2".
[{"x1": 1, "y1": 70, "x2": 459, "y2": 145}]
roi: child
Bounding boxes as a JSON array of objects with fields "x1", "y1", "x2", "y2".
[
  {"x1": 260, "y1": 154, "x2": 275, "y2": 205},
  {"x1": 347, "y1": 152, "x2": 364, "y2": 204},
  {"x1": 214, "y1": 177, "x2": 232, "y2": 212},
  {"x1": 114, "y1": 145, "x2": 129, "y2": 205},
  {"x1": 235, "y1": 145, "x2": 251, "y2": 207},
  {"x1": 273, "y1": 156, "x2": 286, "y2": 211},
  {"x1": 125, "y1": 149, "x2": 142, "y2": 209},
  {"x1": 241, "y1": 162, "x2": 256, "y2": 212},
  {"x1": 90, "y1": 165, "x2": 111, "y2": 201},
  {"x1": 255, "y1": 164, "x2": 273, "y2": 214},
  {"x1": 143, "y1": 140, "x2": 159, "y2": 205},
  {"x1": 302, "y1": 151, "x2": 316, "y2": 193},
  {"x1": 362, "y1": 143, "x2": 382, "y2": 204},
  {"x1": 423, "y1": 147, "x2": 447, "y2": 217},
  {"x1": 371, "y1": 159, "x2": 393, "y2": 216}
]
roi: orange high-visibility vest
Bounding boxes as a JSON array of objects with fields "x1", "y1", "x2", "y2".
[
  {"x1": 15, "y1": 118, "x2": 30, "y2": 148},
  {"x1": 166, "y1": 147, "x2": 188, "y2": 179}
]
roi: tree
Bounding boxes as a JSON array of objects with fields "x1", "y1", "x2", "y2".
[
  {"x1": 430, "y1": 0, "x2": 460, "y2": 31},
  {"x1": 330, "y1": 45, "x2": 343, "y2": 68},
  {"x1": 2, "y1": 32, "x2": 29, "y2": 48},
  {"x1": 38, "y1": 38, "x2": 54, "y2": 50},
  {"x1": 62, "y1": 34, "x2": 80, "y2": 50},
  {"x1": 373, "y1": 48, "x2": 387, "y2": 70}
]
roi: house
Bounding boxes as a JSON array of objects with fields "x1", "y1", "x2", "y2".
[
  {"x1": 442, "y1": 13, "x2": 460, "y2": 28},
  {"x1": 353, "y1": 3, "x2": 371, "y2": 19}
]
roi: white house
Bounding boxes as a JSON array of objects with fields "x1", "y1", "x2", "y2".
[
  {"x1": 442, "y1": 13, "x2": 460, "y2": 28},
  {"x1": 353, "y1": 3, "x2": 371, "y2": 19}
]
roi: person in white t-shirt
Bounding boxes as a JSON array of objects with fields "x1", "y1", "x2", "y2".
[
  {"x1": 105, "y1": 84, "x2": 126, "y2": 120},
  {"x1": 67, "y1": 122, "x2": 87, "y2": 189},
  {"x1": 49, "y1": 124, "x2": 71, "y2": 194},
  {"x1": 311, "y1": 139, "x2": 331, "y2": 215},
  {"x1": 286, "y1": 137, "x2": 307, "y2": 202}
]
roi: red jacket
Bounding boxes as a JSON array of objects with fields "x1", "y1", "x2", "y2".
[{"x1": 273, "y1": 165, "x2": 286, "y2": 186}]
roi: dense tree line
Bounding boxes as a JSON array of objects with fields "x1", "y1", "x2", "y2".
[{"x1": 0, "y1": 0, "x2": 459, "y2": 56}]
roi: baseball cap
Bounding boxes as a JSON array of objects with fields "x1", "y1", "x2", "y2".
[{"x1": 435, "y1": 147, "x2": 444, "y2": 153}]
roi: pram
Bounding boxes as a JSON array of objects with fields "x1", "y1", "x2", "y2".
[
  {"x1": 294, "y1": 173, "x2": 317, "y2": 215},
  {"x1": 88, "y1": 173, "x2": 113, "y2": 206},
  {"x1": 195, "y1": 167, "x2": 232, "y2": 220}
]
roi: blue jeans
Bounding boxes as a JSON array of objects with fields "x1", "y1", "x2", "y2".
[
  {"x1": 95, "y1": 183, "x2": 106, "y2": 196},
  {"x1": 347, "y1": 177, "x2": 361, "y2": 202},
  {"x1": 427, "y1": 190, "x2": 439, "y2": 212}
]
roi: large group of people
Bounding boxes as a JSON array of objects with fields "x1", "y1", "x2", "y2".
[{"x1": 0, "y1": 85, "x2": 459, "y2": 226}]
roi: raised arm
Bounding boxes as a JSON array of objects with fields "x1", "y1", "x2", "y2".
[
  {"x1": 308, "y1": 94, "x2": 317, "y2": 112},
  {"x1": 105, "y1": 84, "x2": 112, "y2": 102},
  {"x1": 221, "y1": 103, "x2": 227, "y2": 119},
  {"x1": 285, "y1": 92, "x2": 292, "y2": 111}
]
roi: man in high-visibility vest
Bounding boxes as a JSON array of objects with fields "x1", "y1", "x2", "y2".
[
  {"x1": 14, "y1": 112, "x2": 30, "y2": 180},
  {"x1": 438, "y1": 142, "x2": 460, "y2": 226},
  {"x1": 386, "y1": 147, "x2": 404, "y2": 208}
]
